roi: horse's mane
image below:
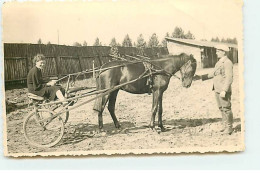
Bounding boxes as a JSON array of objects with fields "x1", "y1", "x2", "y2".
[{"x1": 153, "y1": 53, "x2": 195, "y2": 62}]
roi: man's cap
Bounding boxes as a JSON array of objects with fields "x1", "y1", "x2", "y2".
[{"x1": 215, "y1": 45, "x2": 229, "y2": 52}]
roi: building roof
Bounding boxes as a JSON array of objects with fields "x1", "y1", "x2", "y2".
[{"x1": 165, "y1": 37, "x2": 238, "y2": 49}]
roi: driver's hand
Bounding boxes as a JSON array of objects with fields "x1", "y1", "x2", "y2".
[
  {"x1": 220, "y1": 91, "x2": 226, "y2": 98},
  {"x1": 47, "y1": 80, "x2": 55, "y2": 86},
  {"x1": 52, "y1": 80, "x2": 58, "y2": 85}
]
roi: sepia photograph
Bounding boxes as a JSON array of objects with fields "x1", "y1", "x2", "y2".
[{"x1": 2, "y1": 0, "x2": 244, "y2": 157}]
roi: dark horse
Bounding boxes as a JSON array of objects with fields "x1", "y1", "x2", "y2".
[{"x1": 93, "y1": 53, "x2": 197, "y2": 132}]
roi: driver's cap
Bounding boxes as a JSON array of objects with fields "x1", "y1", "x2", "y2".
[{"x1": 215, "y1": 44, "x2": 229, "y2": 52}]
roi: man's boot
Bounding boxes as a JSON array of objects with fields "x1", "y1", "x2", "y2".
[
  {"x1": 222, "y1": 108, "x2": 233, "y2": 135},
  {"x1": 219, "y1": 107, "x2": 226, "y2": 132}
]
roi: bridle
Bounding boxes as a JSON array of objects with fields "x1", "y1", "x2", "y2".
[{"x1": 173, "y1": 59, "x2": 197, "y2": 81}]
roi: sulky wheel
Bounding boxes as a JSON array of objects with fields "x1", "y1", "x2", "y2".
[
  {"x1": 23, "y1": 109, "x2": 64, "y2": 148},
  {"x1": 48, "y1": 104, "x2": 70, "y2": 124}
]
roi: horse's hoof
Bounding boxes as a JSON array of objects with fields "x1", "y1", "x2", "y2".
[
  {"x1": 149, "y1": 125, "x2": 155, "y2": 130},
  {"x1": 160, "y1": 126, "x2": 166, "y2": 132},
  {"x1": 115, "y1": 124, "x2": 121, "y2": 129},
  {"x1": 97, "y1": 128, "x2": 104, "y2": 133}
]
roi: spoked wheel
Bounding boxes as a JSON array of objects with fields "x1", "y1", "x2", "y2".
[
  {"x1": 23, "y1": 109, "x2": 64, "y2": 148},
  {"x1": 48, "y1": 104, "x2": 70, "y2": 124}
]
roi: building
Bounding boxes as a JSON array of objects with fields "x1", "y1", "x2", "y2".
[{"x1": 165, "y1": 37, "x2": 238, "y2": 69}]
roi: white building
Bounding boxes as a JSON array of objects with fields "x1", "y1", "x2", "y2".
[{"x1": 165, "y1": 37, "x2": 238, "y2": 69}]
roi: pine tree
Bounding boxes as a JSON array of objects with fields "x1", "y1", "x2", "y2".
[
  {"x1": 122, "y1": 34, "x2": 133, "y2": 47},
  {"x1": 148, "y1": 33, "x2": 159, "y2": 48},
  {"x1": 172, "y1": 27, "x2": 185, "y2": 38},
  {"x1": 161, "y1": 32, "x2": 170, "y2": 47},
  {"x1": 136, "y1": 34, "x2": 146, "y2": 48},
  {"x1": 185, "y1": 30, "x2": 195, "y2": 39},
  {"x1": 37, "y1": 38, "x2": 42, "y2": 44},
  {"x1": 83, "y1": 41, "x2": 88, "y2": 46},
  {"x1": 233, "y1": 37, "x2": 238, "y2": 44},
  {"x1": 93, "y1": 37, "x2": 101, "y2": 46},
  {"x1": 109, "y1": 37, "x2": 118, "y2": 47}
]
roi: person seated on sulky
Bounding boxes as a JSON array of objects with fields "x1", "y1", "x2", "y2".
[{"x1": 27, "y1": 54, "x2": 66, "y2": 102}]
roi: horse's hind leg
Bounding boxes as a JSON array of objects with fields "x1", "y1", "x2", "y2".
[
  {"x1": 158, "y1": 93, "x2": 166, "y2": 132},
  {"x1": 107, "y1": 90, "x2": 120, "y2": 128}
]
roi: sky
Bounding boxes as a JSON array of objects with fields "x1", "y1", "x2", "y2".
[{"x1": 2, "y1": 0, "x2": 243, "y2": 46}]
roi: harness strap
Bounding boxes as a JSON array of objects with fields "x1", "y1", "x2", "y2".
[{"x1": 143, "y1": 62, "x2": 154, "y2": 95}]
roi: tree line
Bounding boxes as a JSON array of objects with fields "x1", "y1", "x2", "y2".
[
  {"x1": 37, "y1": 27, "x2": 195, "y2": 48},
  {"x1": 37, "y1": 26, "x2": 237, "y2": 47},
  {"x1": 210, "y1": 37, "x2": 237, "y2": 44}
]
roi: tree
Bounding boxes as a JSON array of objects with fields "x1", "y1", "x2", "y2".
[
  {"x1": 148, "y1": 33, "x2": 159, "y2": 48},
  {"x1": 172, "y1": 27, "x2": 185, "y2": 38},
  {"x1": 109, "y1": 37, "x2": 118, "y2": 47},
  {"x1": 161, "y1": 32, "x2": 170, "y2": 47},
  {"x1": 93, "y1": 37, "x2": 101, "y2": 46},
  {"x1": 185, "y1": 30, "x2": 195, "y2": 39},
  {"x1": 47, "y1": 41, "x2": 51, "y2": 45},
  {"x1": 73, "y1": 42, "x2": 82, "y2": 47},
  {"x1": 136, "y1": 34, "x2": 146, "y2": 48},
  {"x1": 220, "y1": 37, "x2": 238, "y2": 44},
  {"x1": 37, "y1": 38, "x2": 42, "y2": 44},
  {"x1": 211, "y1": 37, "x2": 220, "y2": 42},
  {"x1": 83, "y1": 41, "x2": 88, "y2": 46},
  {"x1": 122, "y1": 34, "x2": 133, "y2": 47},
  {"x1": 232, "y1": 37, "x2": 238, "y2": 44}
]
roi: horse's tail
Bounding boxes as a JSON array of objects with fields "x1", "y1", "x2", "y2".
[{"x1": 93, "y1": 77, "x2": 103, "y2": 112}]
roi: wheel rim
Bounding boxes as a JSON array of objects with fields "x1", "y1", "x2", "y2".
[{"x1": 23, "y1": 109, "x2": 64, "y2": 148}]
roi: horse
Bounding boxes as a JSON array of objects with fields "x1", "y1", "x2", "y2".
[{"x1": 93, "y1": 53, "x2": 197, "y2": 132}]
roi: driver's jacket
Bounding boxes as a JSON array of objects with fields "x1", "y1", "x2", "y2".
[{"x1": 202, "y1": 56, "x2": 233, "y2": 93}]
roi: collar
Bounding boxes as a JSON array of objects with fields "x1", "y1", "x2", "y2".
[
  {"x1": 35, "y1": 66, "x2": 43, "y2": 71},
  {"x1": 218, "y1": 56, "x2": 228, "y2": 63}
]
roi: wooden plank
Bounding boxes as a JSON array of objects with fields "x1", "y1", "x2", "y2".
[{"x1": 4, "y1": 57, "x2": 27, "y2": 60}]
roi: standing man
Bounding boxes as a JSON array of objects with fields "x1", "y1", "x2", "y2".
[{"x1": 201, "y1": 45, "x2": 233, "y2": 135}]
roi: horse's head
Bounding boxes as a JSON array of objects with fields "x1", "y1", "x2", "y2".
[{"x1": 179, "y1": 54, "x2": 197, "y2": 88}]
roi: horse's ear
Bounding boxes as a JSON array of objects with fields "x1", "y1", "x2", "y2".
[{"x1": 190, "y1": 54, "x2": 194, "y2": 59}]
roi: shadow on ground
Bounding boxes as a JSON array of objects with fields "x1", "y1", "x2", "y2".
[{"x1": 57, "y1": 117, "x2": 241, "y2": 146}]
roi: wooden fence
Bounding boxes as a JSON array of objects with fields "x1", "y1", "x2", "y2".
[{"x1": 4, "y1": 43, "x2": 169, "y2": 85}]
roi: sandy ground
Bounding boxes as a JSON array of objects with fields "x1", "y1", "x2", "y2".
[{"x1": 4, "y1": 65, "x2": 243, "y2": 156}]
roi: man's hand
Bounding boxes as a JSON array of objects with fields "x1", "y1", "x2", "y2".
[
  {"x1": 47, "y1": 80, "x2": 56, "y2": 86},
  {"x1": 193, "y1": 75, "x2": 201, "y2": 81},
  {"x1": 220, "y1": 91, "x2": 226, "y2": 98}
]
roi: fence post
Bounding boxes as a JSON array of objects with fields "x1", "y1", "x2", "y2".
[
  {"x1": 92, "y1": 60, "x2": 95, "y2": 79},
  {"x1": 55, "y1": 56, "x2": 61, "y2": 78},
  {"x1": 78, "y1": 56, "x2": 87, "y2": 79}
]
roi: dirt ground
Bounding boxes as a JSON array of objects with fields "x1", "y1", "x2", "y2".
[{"x1": 4, "y1": 65, "x2": 243, "y2": 156}]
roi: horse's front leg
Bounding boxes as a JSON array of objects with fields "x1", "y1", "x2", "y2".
[
  {"x1": 149, "y1": 91, "x2": 159, "y2": 129},
  {"x1": 158, "y1": 93, "x2": 166, "y2": 132}
]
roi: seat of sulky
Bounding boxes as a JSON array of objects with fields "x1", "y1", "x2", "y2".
[{"x1": 27, "y1": 93, "x2": 45, "y2": 101}]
